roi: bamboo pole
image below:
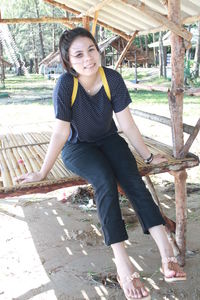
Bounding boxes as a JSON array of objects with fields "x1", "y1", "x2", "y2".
[{"x1": 168, "y1": 0, "x2": 188, "y2": 266}]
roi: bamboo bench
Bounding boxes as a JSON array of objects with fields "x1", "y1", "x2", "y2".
[{"x1": 0, "y1": 116, "x2": 199, "y2": 199}]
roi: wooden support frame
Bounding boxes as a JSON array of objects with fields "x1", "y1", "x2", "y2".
[
  {"x1": 120, "y1": 0, "x2": 192, "y2": 42},
  {"x1": 179, "y1": 118, "x2": 200, "y2": 158},
  {"x1": 92, "y1": 11, "x2": 99, "y2": 37},
  {"x1": 114, "y1": 31, "x2": 138, "y2": 70},
  {"x1": 0, "y1": 17, "x2": 75, "y2": 28}
]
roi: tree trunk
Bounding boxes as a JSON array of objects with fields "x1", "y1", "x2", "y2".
[
  {"x1": 194, "y1": 21, "x2": 200, "y2": 77},
  {"x1": 159, "y1": 31, "x2": 164, "y2": 77},
  {"x1": 30, "y1": 24, "x2": 39, "y2": 73},
  {"x1": 145, "y1": 35, "x2": 149, "y2": 67},
  {"x1": 0, "y1": 41, "x2": 5, "y2": 87},
  {"x1": 152, "y1": 33, "x2": 156, "y2": 65},
  {"x1": 168, "y1": 0, "x2": 188, "y2": 266},
  {"x1": 34, "y1": 0, "x2": 45, "y2": 59},
  {"x1": 52, "y1": 6, "x2": 56, "y2": 52},
  {"x1": 186, "y1": 25, "x2": 191, "y2": 62},
  {"x1": 0, "y1": 11, "x2": 5, "y2": 86}
]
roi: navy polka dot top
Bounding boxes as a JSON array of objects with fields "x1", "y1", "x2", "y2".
[{"x1": 53, "y1": 66, "x2": 132, "y2": 143}]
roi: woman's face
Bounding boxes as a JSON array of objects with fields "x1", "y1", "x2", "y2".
[{"x1": 68, "y1": 36, "x2": 100, "y2": 77}]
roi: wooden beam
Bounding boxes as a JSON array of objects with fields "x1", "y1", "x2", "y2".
[
  {"x1": 70, "y1": 17, "x2": 84, "y2": 22},
  {"x1": 85, "y1": 0, "x2": 113, "y2": 16},
  {"x1": 43, "y1": 0, "x2": 80, "y2": 15},
  {"x1": 0, "y1": 17, "x2": 75, "y2": 28},
  {"x1": 40, "y1": 0, "x2": 132, "y2": 41},
  {"x1": 92, "y1": 11, "x2": 99, "y2": 36},
  {"x1": 97, "y1": 20, "x2": 130, "y2": 40},
  {"x1": 114, "y1": 31, "x2": 138, "y2": 69},
  {"x1": 159, "y1": 0, "x2": 168, "y2": 9},
  {"x1": 182, "y1": 14, "x2": 200, "y2": 25},
  {"x1": 179, "y1": 118, "x2": 200, "y2": 158},
  {"x1": 138, "y1": 25, "x2": 166, "y2": 36},
  {"x1": 0, "y1": 18, "x2": 131, "y2": 42},
  {"x1": 82, "y1": 15, "x2": 90, "y2": 31},
  {"x1": 120, "y1": 0, "x2": 192, "y2": 41}
]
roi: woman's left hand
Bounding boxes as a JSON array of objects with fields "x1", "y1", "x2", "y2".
[{"x1": 151, "y1": 154, "x2": 167, "y2": 165}]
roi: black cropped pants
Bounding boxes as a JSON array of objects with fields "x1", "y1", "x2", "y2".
[{"x1": 62, "y1": 133, "x2": 165, "y2": 246}]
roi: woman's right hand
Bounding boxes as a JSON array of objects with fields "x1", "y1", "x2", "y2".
[{"x1": 15, "y1": 171, "x2": 45, "y2": 184}]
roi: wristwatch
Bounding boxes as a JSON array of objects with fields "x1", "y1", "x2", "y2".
[{"x1": 144, "y1": 153, "x2": 154, "y2": 164}]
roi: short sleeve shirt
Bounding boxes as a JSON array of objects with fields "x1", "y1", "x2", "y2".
[{"x1": 53, "y1": 67, "x2": 132, "y2": 143}]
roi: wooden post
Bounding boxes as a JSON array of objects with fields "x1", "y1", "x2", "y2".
[
  {"x1": 168, "y1": 0, "x2": 190, "y2": 265},
  {"x1": 82, "y1": 15, "x2": 90, "y2": 31}
]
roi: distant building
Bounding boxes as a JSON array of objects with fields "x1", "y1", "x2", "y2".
[{"x1": 39, "y1": 51, "x2": 63, "y2": 77}]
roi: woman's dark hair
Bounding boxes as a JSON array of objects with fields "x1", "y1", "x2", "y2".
[{"x1": 59, "y1": 27, "x2": 99, "y2": 76}]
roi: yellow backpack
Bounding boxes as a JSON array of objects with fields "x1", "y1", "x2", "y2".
[{"x1": 71, "y1": 66, "x2": 111, "y2": 106}]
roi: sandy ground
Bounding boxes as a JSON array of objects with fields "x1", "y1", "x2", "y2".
[{"x1": 0, "y1": 102, "x2": 200, "y2": 300}]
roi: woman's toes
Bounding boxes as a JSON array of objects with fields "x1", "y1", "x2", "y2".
[
  {"x1": 130, "y1": 288, "x2": 142, "y2": 299},
  {"x1": 165, "y1": 269, "x2": 176, "y2": 278},
  {"x1": 141, "y1": 287, "x2": 148, "y2": 297},
  {"x1": 176, "y1": 270, "x2": 186, "y2": 278}
]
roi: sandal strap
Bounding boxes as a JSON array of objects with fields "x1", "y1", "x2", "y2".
[
  {"x1": 162, "y1": 256, "x2": 178, "y2": 264},
  {"x1": 126, "y1": 272, "x2": 140, "y2": 282}
]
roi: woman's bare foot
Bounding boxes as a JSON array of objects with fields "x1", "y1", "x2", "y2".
[
  {"x1": 115, "y1": 257, "x2": 150, "y2": 299},
  {"x1": 161, "y1": 257, "x2": 186, "y2": 282}
]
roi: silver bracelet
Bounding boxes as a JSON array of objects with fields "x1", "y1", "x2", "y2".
[{"x1": 144, "y1": 153, "x2": 154, "y2": 164}]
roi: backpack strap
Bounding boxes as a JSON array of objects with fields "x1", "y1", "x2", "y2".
[
  {"x1": 71, "y1": 66, "x2": 111, "y2": 107},
  {"x1": 99, "y1": 66, "x2": 111, "y2": 101},
  {"x1": 71, "y1": 76, "x2": 78, "y2": 106}
]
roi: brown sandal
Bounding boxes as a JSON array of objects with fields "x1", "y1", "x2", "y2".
[
  {"x1": 161, "y1": 257, "x2": 186, "y2": 282},
  {"x1": 117, "y1": 271, "x2": 151, "y2": 300}
]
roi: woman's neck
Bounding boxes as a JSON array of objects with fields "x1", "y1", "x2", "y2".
[{"x1": 78, "y1": 69, "x2": 102, "y2": 95}]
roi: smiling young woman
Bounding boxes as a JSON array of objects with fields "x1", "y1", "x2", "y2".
[{"x1": 17, "y1": 27, "x2": 186, "y2": 300}]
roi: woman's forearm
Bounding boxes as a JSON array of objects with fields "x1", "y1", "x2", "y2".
[
  {"x1": 123, "y1": 123, "x2": 151, "y2": 160},
  {"x1": 40, "y1": 132, "x2": 69, "y2": 179}
]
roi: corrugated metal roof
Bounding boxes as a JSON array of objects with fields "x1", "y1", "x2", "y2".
[{"x1": 49, "y1": 0, "x2": 200, "y2": 37}]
